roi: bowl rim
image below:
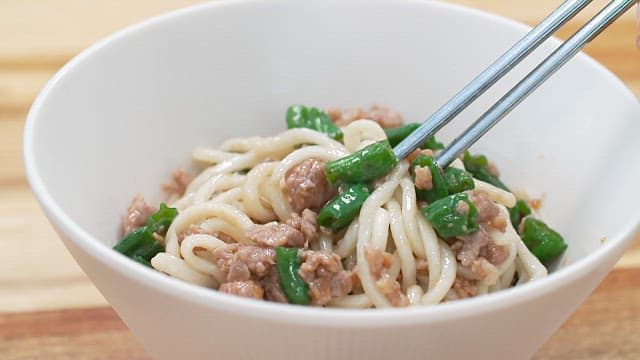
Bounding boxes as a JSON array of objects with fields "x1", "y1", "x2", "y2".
[{"x1": 23, "y1": 0, "x2": 640, "y2": 327}]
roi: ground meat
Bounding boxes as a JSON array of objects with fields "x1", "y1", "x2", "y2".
[
  {"x1": 455, "y1": 226, "x2": 509, "y2": 271},
  {"x1": 487, "y1": 162, "x2": 500, "y2": 178},
  {"x1": 219, "y1": 280, "x2": 265, "y2": 300},
  {"x1": 364, "y1": 247, "x2": 394, "y2": 278},
  {"x1": 210, "y1": 244, "x2": 276, "y2": 282},
  {"x1": 349, "y1": 266, "x2": 364, "y2": 294},
  {"x1": 449, "y1": 239, "x2": 463, "y2": 252},
  {"x1": 227, "y1": 260, "x2": 251, "y2": 282},
  {"x1": 366, "y1": 105, "x2": 404, "y2": 128},
  {"x1": 122, "y1": 195, "x2": 156, "y2": 235},
  {"x1": 246, "y1": 223, "x2": 305, "y2": 248},
  {"x1": 415, "y1": 258, "x2": 429, "y2": 272},
  {"x1": 471, "y1": 191, "x2": 506, "y2": 232},
  {"x1": 456, "y1": 200, "x2": 470, "y2": 215},
  {"x1": 214, "y1": 232, "x2": 235, "y2": 243},
  {"x1": 456, "y1": 228, "x2": 490, "y2": 267},
  {"x1": 480, "y1": 241, "x2": 509, "y2": 265},
  {"x1": 376, "y1": 273, "x2": 410, "y2": 307},
  {"x1": 235, "y1": 246, "x2": 276, "y2": 277},
  {"x1": 414, "y1": 166, "x2": 433, "y2": 190},
  {"x1": 453, "y1": 275, "x2": 478, "y2": 299},
  {"x1": 260, "y1": 267, "x2": 288, "y2": 303},
  {"x1": 489, "y1": 216, "x2": 507, "y2": 233},
  {"x1": 530, "y1": 198, "x2": 543, "y2": 210},
  {"x1": 284, "y1": 159, "x2": 336, "y2": 213},
  {"x1": 285, "y1": 209, "x2": 318, "y2": 246},
  {"x1": 471, "y1": 258, "x2": 499, "y2": 284},
  {"x1": 299, "y1": 250, "x2": 353, "y2": 305},
  {"x1": 162, "y1": 169, "x2": 192, "y2": 197},
  {"x1": 177, "y1": 224, "x2": 235, "y2": 245},
  {"x1": 406, "y1": 149, "x2": 434, "y2": 164},
  {"x1": 471, "y1": 191, "x2": 500, "y2": 223},
  {"x1": 363, "y1": 247, "x2": 408, "y2": 306},
  {"x1": 210, "y1": 246, "x2": 239, "y2": 280},
  {"x1": 326, "y1": 105, "x2": 403, "y2": 128},
  {"x1": 331, "y1": 271, "x2": 355, "y2": 298},
  {"x1": 177, "y1": 224, "x2": 213, "y2": 243},
  {"x1": 406, "y1": 149, "x2": 422, "y2": 164}
]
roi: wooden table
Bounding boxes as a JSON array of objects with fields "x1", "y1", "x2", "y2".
[{"x1": 1, "y1": 1, "x2": 639, "y2": 358}]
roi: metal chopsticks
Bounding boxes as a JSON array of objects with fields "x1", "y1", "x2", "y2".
[{"x1": 392, "y1": 0, "x2": 636, "y2": 168}]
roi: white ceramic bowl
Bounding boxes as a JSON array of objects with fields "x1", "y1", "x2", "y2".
[{"x1": 24, "y1": 0, "x2": 640, "y2": 359}]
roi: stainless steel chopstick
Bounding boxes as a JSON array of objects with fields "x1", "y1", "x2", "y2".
[
  {"x1": 435, "y1": 0, "x2": 636, "y2": 168},
  {"x1": 392, "y1": 0, "x2": 593, "y2": 160}
]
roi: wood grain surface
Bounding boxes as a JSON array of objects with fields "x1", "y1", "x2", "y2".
[
  {"x1": 2, "y1": 1, "x2": 639, "y2": 359},
  {"x1": 1, "y1": 268, "x2": 637, "y2": 359}
]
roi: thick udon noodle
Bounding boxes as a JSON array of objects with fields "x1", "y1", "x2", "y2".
[{"x1": 150, "y1": 120, "x2": 547, "y2": 308}]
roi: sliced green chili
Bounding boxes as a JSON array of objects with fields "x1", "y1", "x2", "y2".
[
  {"x1": 114, "y1": 204, "x2": 177, "y2": 264},
  {"x1": 462, "y1": 151, "x2": 508, "y2": 191},
  {"x1": 509, "y1": 199, "x2": 532, "y2": 229},
  {"x1": 411, "y1": 154, "x2": 448, "y2": 202},
  {"x1": 286, "y1": 105, "x2": 343, "y2": 140},
  {"x1": 521, "y1": 218, "x2": 567, "y2": 262},
  {"x1": 113, "y1": 227, "x2": 164, "y2": 261},
  {"x1": 423, "y1": 193, "x2": 479, "y2": 238},
  {"x1": 317, "y1": 183, "x2": 370, "y2": 232},
  {"x1": 384, "y1": 123, "x2": 444, "y2": 150},
  {"x1": 324, "y1": 140, "x2": 397, "y2": 186},
  {"x1": 422, "y1": 136, "x2": 445, "y2": 151},
  {"x1": 275, "y1": 247, "x2": 310, "y2": 305},
  {"x1": 132, "y1": 255, "x2": 153, "y2": 267},
  {"x1": 385, "y1": 123, "x2": 419, "y2": 147},
  {"x1": 444, "y1": 167, "x2": 475, "y2": 194},
  {"x1": 147, "y1": 203, "x2": 178, "y2": 235}
]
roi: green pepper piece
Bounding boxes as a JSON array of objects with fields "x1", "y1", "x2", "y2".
[
  {"x1": 509, "y1": 199, "x2": 532, "y2": 229},
  {"x1": 114, "y1": 203, "x2": 176, "y2": 265},
  {"x1": 444, "y1": 167, "x2": 475, "y2": 194},
  {"x1": 423, "y1": 193, "x2": 479, "y2": 238},
  {"x1": 113, "y1": 227, "x2": 164, "y2": 261},
  {"x1": 286, "y1": 105, "x2": 343, "y2": 140},
  {"x1": 384, "y1": 123, "x2": 444, "y2": 150},
  {"x1": 422, "y1": 136, "x2": 445, "y2": 151},
  {"x1": 461, "y1": 152, "x2": 536, "y2": 230},
  {"x1": 317, "y1": 183, "x2": 371, "y2": 232},
  {"x1": 147, "y1": 203, "x2": 178, "y2": 235},
  {"x1": 462, "y1": 151, "x2": 508, "y2": 191},
  {"x1": 324, "y1": 140, "x2": 398, "y2": 186},
  {"x1": 411, "y1": 154, "x2": 448, "y2": 202},
  {"x1": 132, "y1": 255, "x2": 153, "y2": 267},
  {"x1": 521, "y1": 218, "x2": 567, "y2": 262},
  {"x1": 385, "y1": 123, "x2": 419, "y2": 147},
  {"x1": 275, "y1": 247, "x2": 310, "y2": 305}
]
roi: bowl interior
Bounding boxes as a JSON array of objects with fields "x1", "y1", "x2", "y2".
[{"x1": 27, "y1": 0, "x2": 640, "y2": 289}]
